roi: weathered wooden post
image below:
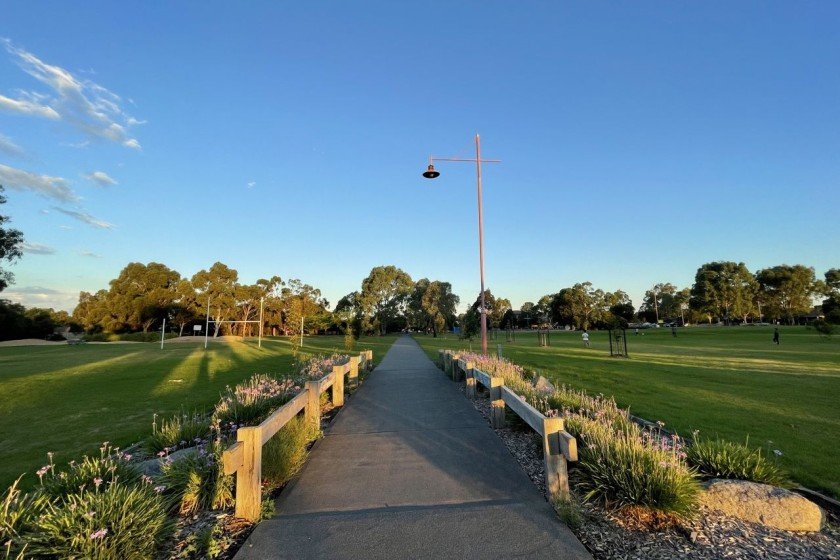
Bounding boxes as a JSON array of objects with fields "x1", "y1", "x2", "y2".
[
  {"x1": 438, "y1": 349, "x2": 444, "y2": 368},
  {"x1": 305, "y1": 380, "x2": 320, "y2": 431},
  {"x1": 542, "y1": 417, "x2": 570, "y2": 501},
  {"x1": 489, "y1": 376, "x2": 505, "y2": 428},
  {"x1": 234, "y1": 425, "x2": 263, "y2": 521},
  {"x1": 332, "y1": 365, "x2": 344, "y2": 407},
  {"x1": 365, "y1": 350, "x2": 373, "y2": 371},
  {"x1": 465, "y1": 361, "x2": 476, "y2": 398},
  {"x1": 348, "y1": 356, "x2": 360, "y2": 387}
]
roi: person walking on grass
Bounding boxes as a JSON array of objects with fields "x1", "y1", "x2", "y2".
[
  {"x1": 773, "y1": 327, "x2": 780, "y2": 345},
  {"x1": 582, "y1": 329, "x2": 590, "y2": 348}
]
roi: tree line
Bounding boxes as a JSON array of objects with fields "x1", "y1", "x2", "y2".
[{"x1": 508, "y1": 262, "x2": 839, "y2": 331}]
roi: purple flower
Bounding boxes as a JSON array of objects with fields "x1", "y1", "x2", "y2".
[
  {"x1": 154, "y1": 485, "x2": 166, "y2": 493},
  {"x1": 93, "y1": 477, "x2": 103, "y2": 488},
  {"x1": 90, "y1": 528, "x2": 108, "y2": 540}
]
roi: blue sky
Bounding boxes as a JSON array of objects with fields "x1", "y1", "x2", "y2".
[{"x1": 1, "y1": 2, "x2": 838, "y2": 312}]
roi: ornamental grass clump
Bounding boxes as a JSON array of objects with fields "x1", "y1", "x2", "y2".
[
  {"x1": 37, "y1": 444, "x2": 141, "y2": 500},
  {"x1": 575, "y1": 421, "x2": 700, "y2": 519},
  {"x1": 26, "y1": 482, "x2": 172, "y2": 560},
  {"x1": 1, "y1": 479, "x2": 50, "y2": 558},
  {"x1": 262, "y1": 415, "x2": 321, "y2": 489},
  {"x1": 685, "y1": 434, "x2": 786, "y2": 486},
  {"x1": 158, "y1": 441, "x2": 233, "y2": 515},
  {"x1": 214, "y1": 374, "x2": 298, "y2": 426},
  {"x1": 144, "y1": 411, "x2": 212, "y2": 455}
]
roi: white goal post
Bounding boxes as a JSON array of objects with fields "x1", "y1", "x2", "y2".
[{"x1": 203, "y1": 297, "x2": 265, "y2": 350}]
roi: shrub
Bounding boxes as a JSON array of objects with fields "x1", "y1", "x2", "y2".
[
  {"x1": 262, "y1": 415, "x2": 321, "y2": 489},
  {"x1": 296, "y1": 353, "x2": 350, "y2": 380},
  {"x1": 685, "y1": 435, "x2": 786, "y2": 486},
  {"x1": 1, "y1": 479, "x2": 50, "y2": 558},
  {"x1": 214, "y1": 374, "x2": 298, "y2": 426},
  {"x1": 37, "y1": 445, "x2": 142, "y2": 500},
  {"x1": 575, "y1": 422, "x2": 699, "y2": 518},
  {"x1": 158, "y1": 443, "x2": 233, "y2": 515},
  {"x1": 145, "y1": 411, "x2": 212, "y2": 455},
  {"x1": 27, "y1": 482, "x2": 172, "y2": 559}
]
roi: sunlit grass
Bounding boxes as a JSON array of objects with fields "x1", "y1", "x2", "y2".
[
  {"x1": 0, "y1": 335, "x2": 397, "y2": 490},
  {"x1": 415, "y1": 326, "x2": 840, "y2": 498}
]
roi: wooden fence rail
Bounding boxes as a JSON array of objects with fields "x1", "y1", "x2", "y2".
[
  {"x1": 438, "y1": 349, "x2": 577, "y2": 501},
  {"x1": 222, "y1": 350, "x2": 373, "y2": 521}
]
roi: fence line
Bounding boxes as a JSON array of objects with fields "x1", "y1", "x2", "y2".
[
  {"x1": 222, "y1": 350, "x2": 373, "y2": 521},
  {"x1": 439, "y1": 349, "x2": 577, "y2": 501}
]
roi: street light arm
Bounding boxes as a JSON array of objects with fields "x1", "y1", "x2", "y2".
[{"x1": 430, "y1": 156, "x2": 501, "y2": 163}]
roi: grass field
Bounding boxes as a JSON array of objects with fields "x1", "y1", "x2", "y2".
[
  {"x1": 0, "y1": 335, "x2": 397, "y2": 490},
  {"x1": 413, "y1": 326, "x2": 840, "y2": 498}
]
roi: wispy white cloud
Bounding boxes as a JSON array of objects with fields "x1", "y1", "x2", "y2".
[
  {"x1": 52, "y1": 206, "x2": 114, "y2": 229},
  {"x1": 3, "y1": 285, "x2": 78, "y2": 311},
  {"x1": 0, "y1": 93, "x2": 60, "y2": 119},
  {"x1": 0, "y1": 132, "x2": 25, "y2": 157},
  {"x1": 58, "y1": 225, "x2": 72, "y2": 230},
  {"x1": 78, "y1": 250, "x2": 102, "y2": 258},
  {"x1": 1, "y1": 39, "x2": 143, "y2": 149},
  {"x1": 247, "y1": 181, "x2": 256, "y2": 189},
  {"x1": 0, "y1": 163, "x2": 77, "y2": 202},
  {"x1": 84, "y1": 170, "x2": 117, "y2": 187},
  {"x1": 60, "y1": 139, "x2": 90, "y2": 149},
  {"x1": 20, "y1": 242, "x2": 56, "y2": 255}
]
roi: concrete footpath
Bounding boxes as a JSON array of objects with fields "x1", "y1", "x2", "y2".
[{"x1": 235, "y1": 336, "x2": 591, "y2": 559}]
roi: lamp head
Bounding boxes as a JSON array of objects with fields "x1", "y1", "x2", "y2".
[{"x1": 422, "y1": 164, "x2": 440, "y2": 179}]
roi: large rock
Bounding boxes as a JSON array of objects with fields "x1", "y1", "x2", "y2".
[
  {"x1": 533, "y1": 375, "x2": 556, "y2": 394},
  {"x1": 700, "y1": 479, "x2": 825, "y2": 532}
]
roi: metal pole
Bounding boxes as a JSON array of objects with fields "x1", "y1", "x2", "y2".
[
  {"x1": 300, "y1": 316, "x2": 304, "y2": 347},
  {"x1": 258, "y1": 297, "x2": 264, "y2": 348},
  {"x1": 476, "y1": 133, "x2": 488, "y2": 355},
  {"x1": 204, "y1": 297, "x2": 210, "y2": 350},
  {"x1": 160, "y1": 317, "x2": 166, "y2": 350}
]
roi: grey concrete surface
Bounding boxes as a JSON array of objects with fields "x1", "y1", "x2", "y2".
[{"x1": 235, "y1": 336, "x2": 591, "y2": 559}]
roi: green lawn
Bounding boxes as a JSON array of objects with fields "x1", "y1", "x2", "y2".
[
  {"x1": 0, "y1": 335, "x2": 397, "y2": 490},
  {"x1": 413, "y1": 326, "x2": 840, "y2": 498}
]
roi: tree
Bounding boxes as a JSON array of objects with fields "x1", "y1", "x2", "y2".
[
  {"x1": 0, "y1": 185, "x2": 24, "y2": 292},
  {"x1": 463, "y1": 289, "x2": 505, "y2": 338},
  {"x1": 107, "y1": 262, "x2": 181, "y2": 332},
  {"x1": 755, "y1": 265, "x2": 817, "y2": 324},
  {"x1": 821, "y1": 269, "x2": 840, "y2": 324},
  {"x1": 550, "y1": 282, "x2": 606, "y2": 329},
  {"x1": 420, "y1": 280, "x2": 459, "y2": 337},
  {"x1": 171, "y1": 279, "x2": 199, "y2": 336},
  {"x1": 192, "y1": 262, "x2": 239, "y2": 337},
  {"x1": 640, "y1": 283, "x2": 677, "y2": 322},
  {"x1": 689, "y1": 262, "x2": 757, "y2": 324},
  {"x1": 358, "y1": 266, "x2": 413, "y2": 335}
]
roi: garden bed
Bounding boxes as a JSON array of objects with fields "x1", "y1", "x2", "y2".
[{"x1": 465, "y1": 383, "x2": 840, "y2": 560}]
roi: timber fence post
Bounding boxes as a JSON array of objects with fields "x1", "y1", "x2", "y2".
[
  {"x1": 305, "y1": 380, "x2": 320, "y2": 431},
  {"x1": 349, "y1": 356, "x2": 360, "y2": 387},
  {"x1": 542, "y1": 417, "x2": 570, "y2": 501},
  {"x1": 332, "y1": 365, "x2": 344, "y2": 407},
  {"x1": 235, "y1": 426, "x2": 263, "y2": 522},
  {"x1": 489, "y1": 376, "x2": 505, "y2": 428},
  {"x1": 465, "y1": 361, "x2": 476, "y2": 399}
]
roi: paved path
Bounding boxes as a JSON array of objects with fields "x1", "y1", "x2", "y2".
[{"x1": 235, "y1": 336, "x2": 591, "y2": 560}]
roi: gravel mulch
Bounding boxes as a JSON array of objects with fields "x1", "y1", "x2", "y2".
[{"x1": 464, "y1": 384, "x2": 840, "y2": 560}]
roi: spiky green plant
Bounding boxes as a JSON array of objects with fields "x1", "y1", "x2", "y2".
[
  {"x1": 144, "y1": 411, "x2": 212, "y2": 455},
  {"x1": 158, "y1": 443, "x2": 233, "y2": 515},
  {"x1": 262, "y1": 415, "x2": 321, "y2": 489},
  {"x1": 686, "y1": 435, "x2": 786, "y2": 486},
  {"x1": 37, "y1": 445, "x2": 141, "y2": 500},
  {"x1": 27, "y1": 482, "x2": 172, "y2": 560}
]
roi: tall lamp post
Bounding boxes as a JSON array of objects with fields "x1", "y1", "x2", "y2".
[{"x1": 422, "y1": 134, "x2": 500, "y2": 355}]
